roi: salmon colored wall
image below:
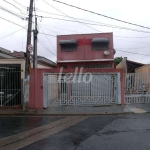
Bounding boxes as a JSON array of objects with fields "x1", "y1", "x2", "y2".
[
  {"x1": 57, "y1": 33, "x2": 114, "y2": 61},
  {"x1": 29, "y1": 68, "x2": 124, "y2": 109},
  {"x1": 57, "y1": 61, "x2": 114, "y2": 69}
]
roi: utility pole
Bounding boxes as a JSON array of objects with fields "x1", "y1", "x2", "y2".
[
  {"x1": 25, "y1": 0, "x2": 34, "y2": 77},
  {"x1": 24, "y1": 0, "x2": 34, "y2": 111},
  {"x1": 33, "y1": 17, "x2": 38, "y2": 68}
]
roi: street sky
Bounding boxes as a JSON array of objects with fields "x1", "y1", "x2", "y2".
[{"x1": 0, "y1": 0, "x2": 150, "y2": 63}]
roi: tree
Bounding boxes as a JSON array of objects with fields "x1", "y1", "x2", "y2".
[{"x1": 114, "y1": 57, "x2": 123, "y2": 67}]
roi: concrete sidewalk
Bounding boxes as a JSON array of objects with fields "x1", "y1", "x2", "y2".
[{"x1": 0, "y1": 104, "x2": 150, "y2": 115}]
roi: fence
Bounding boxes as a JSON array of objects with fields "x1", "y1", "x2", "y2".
[
  {"x1": 124, "y1": 73, "x2": 150, "y2": 104},
  {"x1": 0, "y1": 64, "x2": 21, "y2": 107}
]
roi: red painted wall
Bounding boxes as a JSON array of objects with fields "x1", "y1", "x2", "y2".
[
  {"x1": 57, "y1": 33, "x2": 114, "y2": 61},
  {"x1": 29, "y1": 68, "x2": 124, "y2": 109}
]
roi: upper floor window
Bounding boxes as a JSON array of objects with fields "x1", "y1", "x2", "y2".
[
  {"x1": 59, "y1": 39, "x2": 77, "y2": 52},
  {"x1": 92, "y1": 38, "x2": 109, "y2": 50}
]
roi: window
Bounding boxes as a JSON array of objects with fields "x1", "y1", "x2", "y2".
[
  {"x1": 92, "y1": 38, "x2": 109, "y2": 50},
  {"x1": 85, "y1": 64, "x2": 111, "y2": 68},
  {"x1": 59, "y1": 40, "x2": 77, "y2": 52},
  {"x1": 61, "y1": 44, "x2": 77, "y2": 52}
]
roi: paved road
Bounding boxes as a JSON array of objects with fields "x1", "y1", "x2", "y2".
[
  {"x1": 21, "y1": 114, "x2": 150, "y2": 150},
  {"x1": 0, "y1": 116, "x2": 65, "y2": 139},
  {"x1": 1, "y1": 114, "x2": 150, "y2": 150}
]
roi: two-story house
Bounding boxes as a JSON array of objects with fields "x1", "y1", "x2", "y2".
[{"x1": 57, "y1": 32, "x2": 115, "y2": 70}]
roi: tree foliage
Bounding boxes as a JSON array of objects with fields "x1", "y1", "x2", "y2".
[{"x1": 114, "y1": 57, "x2": 123, "y2": 67}]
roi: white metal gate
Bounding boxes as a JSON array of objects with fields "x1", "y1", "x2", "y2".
[
  {"x1": 43, "y1": 73, "x2": 121, "y2": 108},
  {"x1": 125, "y1": 73, "x2": 150, "y2": 104}
]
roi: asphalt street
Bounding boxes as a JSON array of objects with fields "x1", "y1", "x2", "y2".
[
  {"x1": 1, "y1": 114, "x2": 150, "y2": 150},
  {"x1": 0, "y1": 116, "x2": 65, "y2": 139},
  {"x1": 21, "y1": 114, "x2": 150, "y2": 150}
]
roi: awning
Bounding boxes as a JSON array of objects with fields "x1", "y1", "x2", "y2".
[
  {"x1": 92, "y1": 38, "x2": 109, "y2": 43},
  {"x1": 59, "y1": 39, "x2": 77, "y2": 45}
]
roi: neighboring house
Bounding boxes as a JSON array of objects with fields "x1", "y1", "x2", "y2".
[
  {"x1": 135, "y1": 64, "x2": 150, "y2": 73},
  {"x1": 0, "y1": 47, "x2": 56, "y2": 107},
  {"x1": 57, "y1": 33, "x2": 116, "y2": 69},
  {"x1": 11, "y1": 51, "x2": 56, "y2": 68},
  {"x1": 116, "y1": 57, "x2": 144, "y2": 73},
  {"x1": 0, "y1": 49, "x2": 25, "y2": 107},
  {"x1": 0, "y1": 47, "x2": 15, "y2": 59}
]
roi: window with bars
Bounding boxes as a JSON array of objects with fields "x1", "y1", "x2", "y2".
[
  {"x1": 59, "y1": 40, "x2": 77, "y2": 52},
  {"x1": 92, "y1": 42, "x2": 109, "y2": 50},
  {"x1": 92, "y1": 38, "x2": 109, "y2": 50}
]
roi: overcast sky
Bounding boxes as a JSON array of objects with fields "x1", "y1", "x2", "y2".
[{"x1": 0, "y1": 0, "x2": 150, "y2": 64}]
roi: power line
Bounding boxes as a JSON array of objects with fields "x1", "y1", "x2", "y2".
[
  {"x1": 38, "y1": 16, "x2": 150, "y2": 34},
  {"x1": 40, "y1": 2, "x2": 150, "y2": 44},
  {"x1": 114, "y1": 38, "x2": 150, "y2": 44},
  {"x1": 0, "y1": 6, "x2": 27, "y2": 20},
  {"x1": 38, "y1": 19, "x2": 150, "y2": 46},
  {"x1": 40, "y1": 25, "x2": 59, "y2": 34},
  {"x1": 40, "y1": 24, "x2": 80, "y2": 33},
  {"x1": 0, "y1": 26, "x2": 27, "y2": 40},
  {"x1": 38, "y1": 25, "x2": 56, "y2": 51},
  {"x1": 3, "y1": 0, "x2": 28, "y2": 15},
  {"x1": 38, "y1": 39, "x2": 62, "y2": 60},
  {"x1": 39, "y1": 32, "x2": 150, "y2": 56},
  {"x1": 116, "y1": 49, "x2": 150, "y2": 57},
  {"x1": 51, "y1": 0, "x2": 150, "y2": 30},
  {"x1": 36, "y1": 7, "x2": 150, "y2": 38},
  {"x1": 40, "y1": 24, "x2": 150, "y2": 40},
  {"x1": 116, "y1": 46, "x2": 150, "y2": 50},
  {"x1": 42, "y1": 0, "x2": 103, "y2": 33},
  {"x1": 38, "y1": 32, "x2": 150, "y2": 45},
  {"x1": 36, "y1": 12, "x2": 150, "y2": 38},
  {"x1": 0, "y1": 16, "x2": 27, "y2": 29},
  {"x1": 13, "y1": 0, "x2": 27, "y2": 9}
]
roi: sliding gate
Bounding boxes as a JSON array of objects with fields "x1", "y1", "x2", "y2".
[
  {"x1": 0, "y1": 64, "x2": 21, "y2": 107},
  {"x1": 43, "y1": 73, "x2": 121, "y2": 108}
]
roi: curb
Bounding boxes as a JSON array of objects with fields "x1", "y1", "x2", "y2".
[{"x1": 0, "y1": 112, "x2": 136, "y2": 116}]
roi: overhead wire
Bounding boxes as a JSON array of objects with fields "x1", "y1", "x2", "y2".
[
  {"x1": 38, "y1": 38, "x2": 62, "y2": 60},
  {"x1": 36, "y1": 16, "x2": 150, "y2": 44},
  {"x1": 40, "y1": 25, "x2": 59, "y2": 34},
  {"x1": 0, "y1": 25, "x2": 27, "y2": 40},
  {"x1": 36, "y1": 9, "x2": 150, "y2": 38},
  {"x1": 40, "y1": 24, "x2": 80, "y2": 33},
  {"x1": 3, "y1": 0, "x2": 28, "y2": 15},
  {"x1": 36, "y1": 13, "x2": 150, "y2": 37},
  {"x1": 40, "y1": 25, "x2": 150, "y2": 46},
  {"x1": 0, "y1": 6, "x2": 27, "y2": 20},
  {"x1": 41, "y1": 1, "x2": 150, "y2": 47},
  {"x1": 0, "y1": 16, "x2": 27, "y2": 29},
  {"x1": 38, "y1": 25, "x2": 56, "y2": 51},
  {"x1": 13, "y1": 0, "x2": 27, "y2": 10},
  {"x1": 51, "y1": 0, "x2": 150, "y2": 30},
  {"x1": 38, "y1": 32, "x2": 150, "y2": 57},
  {"x1": 42, "y1": 0, "x2": 103, "y2": 33},
  {"x1": 38, "y1": 16, "x2": 150, "y2": 34}
]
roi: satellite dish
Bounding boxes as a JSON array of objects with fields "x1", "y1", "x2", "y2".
[{"x1": 104, "y1": 51, "x2": 110, "y2": 56}]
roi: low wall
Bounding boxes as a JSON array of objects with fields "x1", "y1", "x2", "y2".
[{"x1": 29, "y1": 68, "x2": 124, "y2": 109}]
